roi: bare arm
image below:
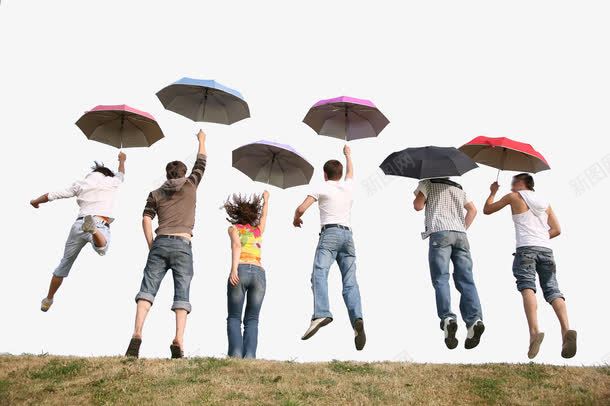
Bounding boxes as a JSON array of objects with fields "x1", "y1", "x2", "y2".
[
  {"x1": 197, "y1": 129, "x2": 207, "y2": 156},
  {"x1": 228, "y1": 226, "x2": 241, "y2": 286},
  {"x1": 343, "y1": 144, "x2": 353, "y2": 180},
  {"x1": 30, "y1": 193, "x2": 49, "y2": 208},
  {"x1": 483, "y1": 182, "x2": 514, "y2": 215},
  {"x1": 293, "y1": 196, "x2": 316, "y2": 228},
  {"x1": 413, "y1": 191, "x2": 426, "y2": 211},
  {"x1": 142, "y1": 216, "x2": 154, "y2": 250},
  {"x1": 464, "y1": 201, "x2": 477, "y2": 229},
  {"x1": 118, "y1": 151, "x2": 126, "y2": 174},
  {"x1": 547, "y1": 206, "x2": 561, "y2": 239},
  {"x1": 259, "y1": 190, "x2": 270, "y2": 233}
]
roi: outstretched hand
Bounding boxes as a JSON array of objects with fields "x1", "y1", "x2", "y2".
[
  {"x1": 118, "y1": 151, "x2": 127, "y2": 162},
  {"x1": 30, "y1": 199, "x2": 40, "y2": 209},
  {"x1": 343, "y1": 144, "x2": 351, "y2": 157},
  {"x1": 293, "y1": 217, "x2": 303, "y2": 228},
  {"x1": 490, "y1": 181, "x2": 500, "y2": 194},
  {"x1": 197, "y1": 129, "x2": 206, "y2": 143}
]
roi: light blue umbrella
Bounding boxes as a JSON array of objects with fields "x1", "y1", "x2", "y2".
[
  {"x1": 156, "y1": 77, "x2": 250, "y2": 124},
  {"x1": 232, "y1": 140, "x2": 314, "y2": 189}
]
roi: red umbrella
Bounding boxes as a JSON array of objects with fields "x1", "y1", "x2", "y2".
[
  {"x1": 459, "y1": 136, "x2": 550, "y2": 179},
  {"x1": 76, "y1": 104, "x2": 164, "y2": 149}
]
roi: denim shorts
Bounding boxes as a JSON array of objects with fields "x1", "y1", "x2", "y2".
[
  {"x1": 53, "y1": 218, "x2": 111, "y2": 278},
  {"x1": 135, "y1": 236, "x2": 194, "y2": 313},
  {"x1": 512, "y1": 246, "x2": 564, "y2": 303}
]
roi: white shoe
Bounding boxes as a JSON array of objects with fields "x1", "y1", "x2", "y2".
[
  {"x1": 301, "y1": 317, "x2": 333, "y2": 340},
  {"x1": 82, "y1": 215, "x2": 97, "y2": 234},
  {"x1": 443, "y1": 317, "x2": 458, "y2": 349},
  {"x1": 41, "y1": 298, "x2": 53, "y2": 312}
]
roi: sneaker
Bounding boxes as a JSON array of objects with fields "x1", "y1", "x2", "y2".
[
  {"x1": 125, "y1": 337, "x2": 142, "y2": 358},
  {"x1": 301, "y1": 317, "x2": 333, "y2": 340},
  {"x1": 528, "y1": 332, "x2": 545, "y2": 359},
  {"x1": 82, "y1": 215, "x2": 97, "y2": 234},
  {"x1": 465, "y1": 320, "x2": 485, "y2": 350},
  {"x1": 354, "y1": 319, "x2": 366, "y2": 351},
  {"x1": 40, "y1": 297, "x2": 53, "y2": 312},
  {"x1": 561, "y1": 330, "x2": 577, "y2": 359},
  {"x1": 443, "y1": 317, "x2": 458, "y2": 349}
]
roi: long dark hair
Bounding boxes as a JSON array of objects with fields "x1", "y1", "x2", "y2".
[
  {"x1": 91, "y1": 161, "x2": 115, "y2": 177},
  {"x1": 224, "y1": 193, "x2": 263, "y2": 227}
]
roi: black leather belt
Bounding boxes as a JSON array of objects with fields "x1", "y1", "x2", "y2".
[
  {"x1": 156, "y1": 235, "x2": 191, "y2": 243},
  {"x1": 77, "y1": 216, "x2": 110, "y2": 228},
  {"x1": 321, "y1": 224, "x2": 351, "y2": 231}
]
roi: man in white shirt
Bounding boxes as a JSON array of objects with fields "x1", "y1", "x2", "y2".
[
  {"x1": 30, "y1": 152, "x2": 126, "y2": 312},
  {"x1": 293, "y1": 145, "x2": 366, "y2": 351},
  {"x1": 484, "y1": 173, "x2": 577, "y2": 359}
]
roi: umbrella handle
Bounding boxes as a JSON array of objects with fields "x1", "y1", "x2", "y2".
[{"x1": 496, "y1": 168, "x2": 500, "y2": 182}]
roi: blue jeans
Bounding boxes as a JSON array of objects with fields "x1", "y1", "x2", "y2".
[
  {"x1": 428, "y1": 231, "x2": 483, "y2": 328},
  {"x1": 53, "y1": 218, "x2": 111, "y2": 277},
  {"x1": 311, "y1": 227, "x2": 363, "y2": 326},
  {"x1": 227, "y1": 263, "x2": 266, "y2": 359},
  {"x1": 135, "y1": 237, "x2": 194, "y2": 313},
  {"x1": 512, "y1": 246, "x2": 564, "y2": 303}
]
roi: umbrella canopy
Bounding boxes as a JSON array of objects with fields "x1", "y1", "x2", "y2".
[
  {"x1": 232, "y1": 140, "x2": 314, "y2": 189},
  {"x1": 380, "y1": 146, "x2": 478, "y2": 180},
  {"x1": 303, "y1": 96, "x2": 389, "y2": 141},
  {"x1": 156, "y1": 77, "x2": 250, "y2": 124},
  {"x1": 75, "y1": 104, "x2": 164, "y2": 148},
  {"x1": 459, "y1": 136, "x2": 550, "y2": 173}
]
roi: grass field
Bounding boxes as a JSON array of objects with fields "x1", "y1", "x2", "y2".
[{"x1": 0, "y1": 355, "x2": 608, "y2": 405}]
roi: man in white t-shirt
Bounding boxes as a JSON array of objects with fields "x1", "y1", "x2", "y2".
[
  {"x1": 30, "y1": 152, "x2": 126, "y2": 312},
  {"x1": 484, "y1": 173, "x2": 576, "y2": 359},
  {"x1": 293, "y1": 145, "x2": 365, "y2": 351}
]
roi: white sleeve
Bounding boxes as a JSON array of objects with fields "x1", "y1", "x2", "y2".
[
  {"x1": 307, "y1": 183, "x2": 321, "y2": 201},
  {"x1": 48, "y1": 182, "x2": 81, "y2": 201},
  {"x1": 413, "y1": 180, "x2": 428, "y2": 198},
  {"x1": 112, "y1": 171, "x2": 125, "y2": 185}
]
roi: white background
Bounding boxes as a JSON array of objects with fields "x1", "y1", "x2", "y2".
[{"x1": 0, "y1": 1, "x2": 608, "y2": 366}]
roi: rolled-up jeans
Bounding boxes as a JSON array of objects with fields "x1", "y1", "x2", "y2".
[
  {"x1": 311, "y1": 227, "x2": 363, "y2": 326},
  {"x1": 135, "y1": 236, "x2": 194, "y2": 313},
  {"x1": 227, "y1": 263, "x2": 266, "y2": 359},
  {"x1": 428, "y1": 231, "x2": 483, "y2": 329}
]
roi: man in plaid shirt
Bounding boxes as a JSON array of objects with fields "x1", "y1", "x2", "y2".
[{"x1": 413, "y1": 178, "x2": 484, "y2": 350}]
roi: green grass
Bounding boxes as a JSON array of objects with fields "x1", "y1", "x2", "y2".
[{"x1": 1, "y1": 355, "x2": 608, "y2": 405}]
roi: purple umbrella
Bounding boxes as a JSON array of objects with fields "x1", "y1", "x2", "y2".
[
  {"x1": 303, "y1": 96, "x2": 390, "y2": 141},
  {"x1": 232, "y1": 140, "x2": 314, "y2": 189}
]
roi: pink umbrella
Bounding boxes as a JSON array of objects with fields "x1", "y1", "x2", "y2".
[
  {"x1": 303, "y1": 96, "x2": 389, "y2": 141},
  {"x1": 75, "y1": 104, "x2": 165, "y2": 148}
]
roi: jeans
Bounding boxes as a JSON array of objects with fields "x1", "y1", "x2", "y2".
[
  {"x1": 428, "y1": 231, "x2": 482, "y2": 328},
  {"x1": 135, "y1": 237, "x2": 194, "y2": 313},
  {"x1": 512, "y1": 246, "x2": 564, "y2": 303},
  {"x1": 227, "y1": 263, "x2": 266, "y2": 359},
  {"x1": 53, "y1": 217, "x2": 111, "y2": 278},
  {"x1": 311, "y1": 227, "x2": 363, "y2": 326}
]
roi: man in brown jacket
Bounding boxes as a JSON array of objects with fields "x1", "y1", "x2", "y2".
[{"x1": 125, "y1": 130, "x2": 207, "y2": 359}]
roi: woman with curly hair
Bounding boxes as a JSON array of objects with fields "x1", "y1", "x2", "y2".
[{"x1": 224, "y1": 190, "x2": 269, "y2": 358}]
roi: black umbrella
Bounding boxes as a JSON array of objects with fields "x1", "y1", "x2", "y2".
[{"x1": 380, "y1": 146, "x2": 478, "y2": 179}]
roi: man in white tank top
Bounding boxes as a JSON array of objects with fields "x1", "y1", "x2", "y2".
[{"x1": 483, "y1": 173, "x2": 577, "y2": 359}]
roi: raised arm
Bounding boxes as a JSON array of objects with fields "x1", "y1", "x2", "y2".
[
  {"x1": 547, "y1": 206, "x2": 561, "y2": 239},
  {"x1": 228, "y1": 226, "x2": 241, "y2": 286},
  {"x1": 32, "y1": 181, "x2": 80, "y2": 208},
  {"x1": 464, "y1": 201, "x2": 477, "y2": 229},
  {"x1": 188, "y1": 130, "x2": 208, "y2": 186},
  {"x1": 343, "y1": 144, "x2": 353, "y2": 180},
  {"x1": 259, "y1": 190, "x2": 270, "y2": 233},
  {"x1": 293, "y1": 196, "x2": 316, "y2": 228},
  {"x1": 483, "y1": 182, "x2": 513, "y2": 215},
  {"x1": 118, "y1": 151, "x2": 126, "y2": 174}
]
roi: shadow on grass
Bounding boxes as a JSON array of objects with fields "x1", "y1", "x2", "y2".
[
  {"x1": 328, "y1": 360, "x2": 376, "y2": 375},
  {"x1": 28, "y1": 359, "x2": 87, "y2": 382},
  {"x1": 469, "y1": 377, "x2": 506, "y2": 404}
]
